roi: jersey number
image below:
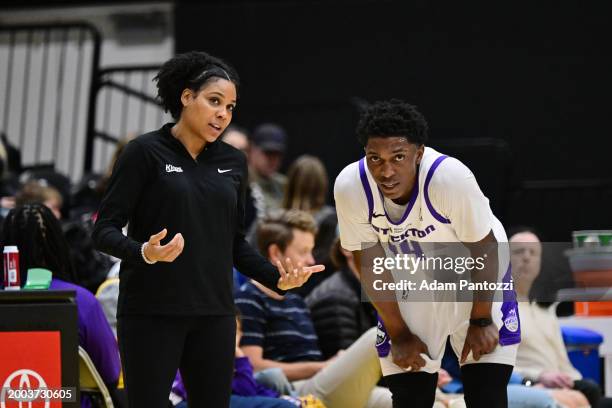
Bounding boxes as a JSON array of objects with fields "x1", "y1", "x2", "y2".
[{"x1": 388, "y1": 240, "x2": 423, "y2": 257}]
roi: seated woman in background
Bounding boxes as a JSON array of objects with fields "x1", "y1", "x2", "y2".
[
  {"x1": 281, "y1": 155, "x2": 338, "y2": 296},
  {"x1": 1, "y1": 203, "x2": 122, "y2": 407}
]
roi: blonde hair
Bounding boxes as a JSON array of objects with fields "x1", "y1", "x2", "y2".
[
  {"x1": 282, "y1": 155, "x2": 328, "y2": 213},
  {"x1": 15, "y1": 180, "x2": 63, "y2": 209},
  {"x1": 256, "y1": 209, "x2": 318, "y2": 256}
]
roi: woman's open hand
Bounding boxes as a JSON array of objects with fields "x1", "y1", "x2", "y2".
[
  {"x1": 275, "y1": 257, "x2": 324, "y2": 290},
  {"x1": 143, "y1": 228, "x2": 184, "y2": 262}
]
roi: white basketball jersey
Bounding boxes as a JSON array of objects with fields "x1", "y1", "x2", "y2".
[
  {"x1": 355, "y1": 147, "x2": 520, "y2": 349},
  {"x1": 358, "y1": 146, "x2": 503, "y2": 246}
]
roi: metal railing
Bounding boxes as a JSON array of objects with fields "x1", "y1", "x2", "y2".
[
  {"x1": 86, "y1": 64, "x2": 169, "y2": 175},
  {"x1": 0, "y1": 22, "x2": 101, "y2": 181}
]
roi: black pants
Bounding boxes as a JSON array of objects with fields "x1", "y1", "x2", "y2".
[
  {"x1": 117, "y1": 314, "x2": 236, "y2": 408},
  {"x1": 385, "y1": 363, "x2": 513, "y2": 408}
]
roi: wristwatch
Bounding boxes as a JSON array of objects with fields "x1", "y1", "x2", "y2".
[
  {"x1": 521, "y1": 378, "x2": 534, "y2": 387},
  {"x1": 469, "y1": 317, "x2": 493, "y2": 327}
]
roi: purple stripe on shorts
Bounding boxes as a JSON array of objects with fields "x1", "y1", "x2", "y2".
[
  {"x1": 424, "y1": 155, "x2": 451, "y2": 224},
  {"x1": 499, "y1": 264, "x2": 521, "y2": 346},
  {"x1": 359, "y1": 158, "x2": 374, "y2": 223},
  {"x1": 375, "y1": 315, "x2": 391, "y2": 358}
]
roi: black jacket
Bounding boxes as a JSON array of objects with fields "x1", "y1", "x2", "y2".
[
  {"x1": 305, "y1": 267, "x2": 377, "y2": 359},
  {"x1": 92, "y1": 124, "x2": 282, "y2": 316}
]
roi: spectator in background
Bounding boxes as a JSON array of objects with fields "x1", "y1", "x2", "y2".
[
  {"x1": 306, "y1": 238, "x2": 377, "y2": 359},
  {"x1": 222, "y1": 125, "x2": 258, "y2": 233},
  {"x1": 283, "y1": 155, "x2": 338, "y2": 296},
  {"x1": 14, "y1": 179, "x2": 112, "y2": 293},
  {"x1": 223, "y1": 124, "x2": 250, "y2": 153},
  {"x1": 0, "y1": 135, "x2": 17, "y2": 202},
  {"x1": 15, "y1": 179, "x2": 63, "y2": 219},
  {"x1": 19, "y1": 168, "x2": 72, "y2": 219},
  {"x1": 1, "y1": 204, "x2": 122, "y2": 407},
  {"x1": 248, "y1": 123, "x2": 288, "y2": 215},
  {"x1": 510, "y1": 227, "x2": 612, "y2": 408},
  {"x1": 0, "y1": 131, "x2": 22, "y2": 180},
  {"x1": 236, "y1": 209, "x2": 392, "y2": 408},
  {"x1": 1, "y1": 132, "x2": 23, "y2": 227},
  {"x1": 73, "y1": 136, "x2": 135, "y2": 222}
]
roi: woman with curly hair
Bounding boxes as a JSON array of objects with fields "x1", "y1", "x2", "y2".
[{"x1": 92, "y1": 51, "x2": 323, "y2": 408}]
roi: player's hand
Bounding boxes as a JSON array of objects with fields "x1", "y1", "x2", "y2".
[
  {"x1": 275, "y1": 257, "x2": 325, "y2": 291},
  {"x1": 538, "y1": 371, "x2": 575, "y2": 389},
  {"x1": 390, "y1": 330, "x2": 430, "y2": 372},
  {"x1": 143, "y1": 228, "x2": 184, "y2": 262},
  {"x1": 460, "y1": 323, "x2": 498, "y2": 363}
]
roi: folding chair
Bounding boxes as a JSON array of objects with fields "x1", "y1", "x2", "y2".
[{"x1": 79, "y1": 346, "x2": 115, "y2": 408}]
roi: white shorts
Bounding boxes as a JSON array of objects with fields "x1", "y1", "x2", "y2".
[{"x1": 376, "y1": 301, "x2": 519, "y2": 376}]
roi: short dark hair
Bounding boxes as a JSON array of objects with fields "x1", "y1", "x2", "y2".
[
  {"x1": 154, "y1": 51, "x2": 240, "y2": 120},
  {"x1": 256, "y1": 209, "x2": 318, "y2": 257},
  {"x1": 356, "y1": 99, "x2": 429, "y2": 146},
  {"x1": 329, "y1": 238, "x2": 348, "y2": 270},
  {"x1": 1, "y1": 204, "x2": 76, "y2": 284}
]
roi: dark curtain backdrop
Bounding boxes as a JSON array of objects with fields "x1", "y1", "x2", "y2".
[{"x1": 176, "y1": 1, "x2": 611, "y2": 239}]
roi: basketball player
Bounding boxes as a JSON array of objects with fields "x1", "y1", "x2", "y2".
[{"x1": 334, "y1": 100, "x2": 520, "y2": 407}]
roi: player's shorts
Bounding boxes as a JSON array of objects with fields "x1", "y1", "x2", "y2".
[{"x1": 376, "y1": 299, "x2": 520, "y2": 376}]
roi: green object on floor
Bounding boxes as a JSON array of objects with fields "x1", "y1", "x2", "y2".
[{"x1": 23, "y1": 268, "x2": 53, "y2": 290}]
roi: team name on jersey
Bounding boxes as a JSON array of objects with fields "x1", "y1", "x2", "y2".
[
  {"x1": 372, "y1": 224, "x2": 436, "y2": 242},
  {"x1": 165, "y1": 164, "x2": 183, "y2": 173}
]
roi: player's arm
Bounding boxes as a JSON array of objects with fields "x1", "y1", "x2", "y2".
[
  {"x1": 241, "y1": 345, "x2": 326, "y2": 381},
  {"x1": 334, "y1": 164, "x2": 429, "y2": 371},
  {"x1": 430, "y1": 157, "x2": 501, "y2": 362},
  {"x1": 460, "y1": 230, "x2": 500, "y2": 362},
  {"x1": 353, "y1": 246, "x2": 430, "y2": 371},
  {"x1": 464, "y1": 230, "x2": 498, "y2": 320}
]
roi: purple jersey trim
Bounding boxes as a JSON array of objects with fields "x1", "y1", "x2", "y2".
[
  {"x1": 424, "y1": 155, "x2": 451, "y2": 224},
  {"x1": 359, "y1": 158, "x2": 374, "y2": 223},
  {"x1": 377, "y1": 169, "x2": 420, "y2": 226}
]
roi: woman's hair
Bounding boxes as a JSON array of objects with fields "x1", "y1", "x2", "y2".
[
  {"x1": 282, "y1": 155, "x2": 328, "y2": 212},
  {"x1": 1, "y1": 203, "x2": 76, "y2": 284},
  {"x1": 356, "y1": 99, "x2": 429, "y2": 147},
  {"x1": 154, "y1": 51, "x2": 240, "y2": 120}
]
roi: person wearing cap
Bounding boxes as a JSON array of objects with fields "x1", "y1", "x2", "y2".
[{"x1": 248, "y1": 123, "x2": 288, "y2": 216}]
